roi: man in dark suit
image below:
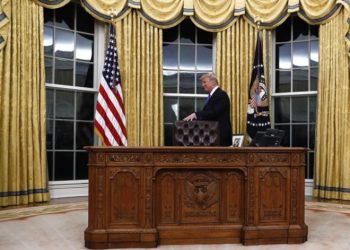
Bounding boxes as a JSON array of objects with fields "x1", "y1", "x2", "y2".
[{"x1": 183, "y1": 73, "x2": 232, "y2": 146}]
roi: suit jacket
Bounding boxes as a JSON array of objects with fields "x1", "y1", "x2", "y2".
[{"x1": 196, "y1": 88, "x2": 232, "y2": 146}]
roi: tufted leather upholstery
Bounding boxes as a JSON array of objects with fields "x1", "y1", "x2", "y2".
[{"x1": 172, "y1": 120, "x2": 220, "y2": 146}]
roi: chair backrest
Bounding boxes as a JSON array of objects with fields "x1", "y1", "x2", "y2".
[
  {"x1": 172, "y1": 120, "x2": 220, "y2": 146},
  {"x1": 250, "y1": 128, "x2": 285, "y2": 147}
]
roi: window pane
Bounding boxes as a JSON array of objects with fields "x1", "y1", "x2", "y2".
[
  {"x1": 180, "y1": 19, "x2": 195, "y2": 43},
  {"x1": 47, "y1": 151, "x2": 53, "y2": 180},
  {"x1": 196, "y1": 73, "x2": 206, "y2": 94},
  {"x1": 77, "y1": 6, "x2": 94, "y2": 33},
  {"x1": 55, "y1": 59, "x2": 73, "y2": 85},
  {"x1": 54, "y1": 152, "x2": 74, "y2": 180},
  {"x1": 46, "y1": 89, "x2": 54, "y2": 118},
  {"x1": 308, "y1": 152, "x2": 314, "y2": 179},
  {"x1": 310, "y1": 25, "x2": 319, "y2": 40},
  {"x1": 44, "y1": 26, "x2": 53, "y2": 55},
  {"x1": 274, "y1": 97, "x2": 290, "y2": 123},
  {"x1": 76, "y1": 92, "x2": 94, "y2": 120},
  {"x1": 310, "y1": 68, "x2": 318, "y2": 91},
  {"x1": 76, "y1": 62, "x2": 93, "y2": 88},
  {"x1": 310, "y1": 40, "x2": 319, "y2": 66},
  {"x1": 196, "y1": 97, "x2": 206, "y2": 111},
  {"x1": 293, "y1": 69, "x2": 308, "y2": 91},
  {"x1": 292, "y1": 97, "x2": 307, "y2": 122},
  {"x1": 309, "y1": 124, "x2": 315, "y2": 149},
  {"x1": 56, "y1": 90, "x2": 74, "y2": 119},
  {"x1": 197, "y1": 45, "x2": 212, "y2": 70},
  {"x1": 292, "y1": 125, "x2": 307, "y2": 147},
  {"x1": 293, "y1": 42, "x2": 308, "y2": 67},
  {"x1": 276, "y1": 18, "x2": 291, "y2": 42},
  {"x1": 47, "y1": 119, "x2": 53, "y2": 149},
  {"x1": 55, "y1": 3, "x2": 74, "y2": 30},
  {"x1": 44, "y1": 9, "x2": 54, "y2": 26},
  {"x1": 76, "y1": 152, "x2": 88, "y2": 180},
  {"x1": 164, "y1": 26, "x2": 178, "y2": 43},
  {"x1": 164, "y1": 97, "x2": 178, "y2": 122},
  {"x1": 293, "y1": 18, "x2": 308, "y2": 41},
  {"x1": 180, "y1": 45, "x2": 195, "y2": 70},
  {"x1": 273, "y1": 17, "x2": 318, "y2": 181},
  {"x1": 76, "y1": 122, "x2": 93, "y2": 149},
  {"x1": 55, "y1": 121, "x2": 74, "y2": 149},
  {"x1": 275, "y1": 70, "x2": 291, "y2": 92},
  {"x1": 55, "y1": 29, "x2": 74, "y2": 59},
  {"x1": 276, "y1": 43, "x2": 291, "y2": 69},
  {"x1": 164, "y1": 124, "x2": 173, "y2": 146},
  {"x1": 275, "y1": 125, "x2": 290, "y2": 146},
  {"x1": 179, "y1": 72, "x2": 195, "y2": 93},
  {"x1": 197, "y1": 28, "x2": 213, "y2": 44},
  {"x1": 76, "y1": 33, "x2": 94, "y2": 62},
  {"x1": 163, "y1": 71, "x2": 177, "y2": 93},
  {"x1": 179, "y1": 97, "x2": 194, "y2": 120},
  {"x1": 45, "y1": 57, "x2": 53, "y2": 83},
  {"x1": 163, "y1": 44, "x2": 178, "y2": 69},
  {"x1": 309, "y1": 96, "x2": 317, "y2": 122}
]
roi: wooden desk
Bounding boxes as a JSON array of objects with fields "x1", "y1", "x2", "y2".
[{"x1": 84, "y1": 147, "x2": 308, "y2": 249}]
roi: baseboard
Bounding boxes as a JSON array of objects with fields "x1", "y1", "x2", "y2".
[
  {"x1": 305, "y1": 179, "x2": 313, "y2": 197},
  {"x1": 49, "y1": 180, "x2": 88, "y2": 198}
]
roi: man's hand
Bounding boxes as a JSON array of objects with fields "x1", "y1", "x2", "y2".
[{"x1": 183, "y1": 113, "x2": 197, "y2": 121}]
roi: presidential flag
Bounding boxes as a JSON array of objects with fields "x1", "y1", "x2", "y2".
[
  {"x1": 246, "y1": 32, "x2": 271, "y2": 139},
  {"x1": 94, "y1": 25, "x2": 127, "y2": 146}
]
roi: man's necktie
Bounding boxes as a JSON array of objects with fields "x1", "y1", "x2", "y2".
[{"x1": 204, "y1": 94, "x2": 211, "y2": 105}]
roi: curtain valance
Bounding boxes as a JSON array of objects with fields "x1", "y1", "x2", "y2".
[{"x1": 31, "y1": 0, "x2": 349, "y2": 30}]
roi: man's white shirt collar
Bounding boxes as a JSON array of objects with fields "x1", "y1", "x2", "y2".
[{"x1": 209, "y1": 86, "x2": 219, "y2": 96}]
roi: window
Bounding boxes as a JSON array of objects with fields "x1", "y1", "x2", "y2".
[
  {"x1": 273, "y1": 16, "x2": 319, "y2": 179},
  {"x1": 163, "y1": 19, "x2": 214, "y2": 145},
  {"x1": 44, "y1": 2, "x2": 96, "y2": 181}
]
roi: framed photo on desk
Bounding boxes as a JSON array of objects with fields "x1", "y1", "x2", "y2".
[{"x1": 232, "y1": 134, "x2": 244, "y2": 147}]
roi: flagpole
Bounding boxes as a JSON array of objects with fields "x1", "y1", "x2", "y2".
[{"x1": 254, "y1": 17, "x2": 261, "y2": 80}]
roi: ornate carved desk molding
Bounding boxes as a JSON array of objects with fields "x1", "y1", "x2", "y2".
[{"x1": 85, "y1": 147, "x2": 308, "y2": 248}]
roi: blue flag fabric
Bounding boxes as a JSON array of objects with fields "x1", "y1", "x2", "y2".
[{"x1": 246, "y1": 32, "x2": 271, "y2": 139}]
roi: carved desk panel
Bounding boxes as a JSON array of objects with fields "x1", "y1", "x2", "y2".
[{"x1": 85, "y1": 147, "x2": 308, "y2": 248}]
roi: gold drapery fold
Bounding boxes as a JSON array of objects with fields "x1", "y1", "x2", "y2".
[
  {"x1": 29, "y1": 0, "x2": 346, "y2": 32},
  {"x1": 81, "y1": 0, "x2": 131, "y2": 23},
  {"x1": 216, "y1": 18, "x2": 272, "y2": 134},
  {"x1": 115, "y1": 10, "x2": 163, "y2": 146},
  {"x1": 300, "y1": 0, "x2": 337, "y2": 20},
  {"x1": 313, "y1": 9, "x2": 350, "y2": 200},
  {"x1": 288, "y1": 0, "x2": 300, "y2": 12},
  {"x1": 0, "y1": 0, "x2": 49, "y2": 206},
  {"x1": 139, "y1": 0, "x2": 183, "y2": 27},
  {"x1": 32, "y1": 0, "x2": 70, "y2": 8},
  {"x1": 193, "y1": 0, "x2": 235, "y2": 31},
  {"x1": 246, "y1": 0, "x2": 287, "y2": 24}
]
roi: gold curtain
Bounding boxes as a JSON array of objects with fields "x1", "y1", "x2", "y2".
[
  {"x1": 31, "y1": 0, "x2": 348, "y2": 35},
  {"x1": 216, "y1": 18, "x2": 272, "y2": 134},
  {"x1": 313, "y1": 8, "x2": 350, "y2": 200},
  {"x1": 0, "y1": 0, "x2": 49, "y2": 206},
  {"x1": 299, "y1": 0, "x2": 338, "y2": 20},
  {"x1": 115, "y1": 10, "x2": 163, "y2": 146},
  {"x1": 32, "y1": 0, "x2": 70, "y2": 8}
]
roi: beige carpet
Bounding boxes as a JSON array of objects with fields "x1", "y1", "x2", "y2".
[
  {"x1": 1, "y1": 201, "x2": 349, "y2": 222},
  {"x1": 0, "y1": 201, "x2": 350, "y2": 250},
  {"x1": 0, "y1": 201, "x2": 88, "y2": 222}
]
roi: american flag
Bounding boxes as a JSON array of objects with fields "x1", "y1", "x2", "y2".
[{"x1": 94, "y1": 25, "x2": 127, "y2": 146}]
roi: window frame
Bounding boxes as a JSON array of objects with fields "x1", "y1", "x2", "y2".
[
  {"x1": 162, "y1": 19, "x2": 216, "y2": 145},
  {"x1": 271, "y1": 16, "x2": 319, "y2": 180}
]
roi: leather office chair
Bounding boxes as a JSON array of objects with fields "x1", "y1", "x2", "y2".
[{"x1": 172, "y1": 120, "x2": 220, "y2": 146}]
